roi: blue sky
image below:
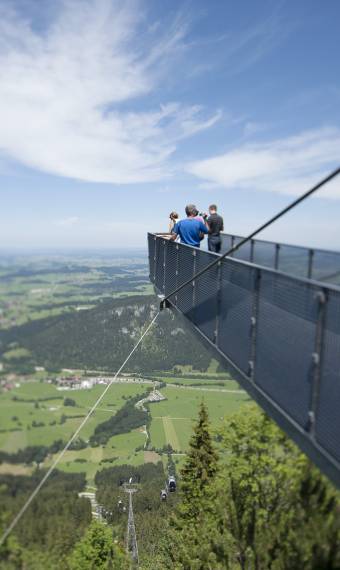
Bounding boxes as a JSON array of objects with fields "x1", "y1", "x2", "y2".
[{"x1": 0, "y1": 0, "x2": 340, "y2": 250}]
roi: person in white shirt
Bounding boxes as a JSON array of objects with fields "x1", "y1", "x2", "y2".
[{"x1": 168, "y1": 211, "x2": 179, "y2": 233}]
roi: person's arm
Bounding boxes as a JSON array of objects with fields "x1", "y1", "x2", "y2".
[
  {"x1": 170, "y1": 222, "x2": 179, "y2": 240},
  {"x1": 199, "y1": 221, "x2": 209, "y2": 234},
  {"x1": 221, "y1": 217, "x2": 224, "y2": 232}
]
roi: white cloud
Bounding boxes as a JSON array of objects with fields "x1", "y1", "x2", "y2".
[
  {"x1": 55, "y1": 216, "x2": 80, "y2": 227},
  {"x1": 0, "y1": 0, "x2": 219, "y2": 184},
  {"x1": 187, "y1": 127, "x2": 340, "y2": 199}
]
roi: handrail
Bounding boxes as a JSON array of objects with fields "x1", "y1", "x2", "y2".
[
  {"x1": 220, "y1": 232, "x2": 340, "y2": 256},
  {"x1": 148, "y1": 233, "x2": 340, "y2": 293},
  {"x1": 220, "y1": 233, "x2": 340, "y2": 284}
]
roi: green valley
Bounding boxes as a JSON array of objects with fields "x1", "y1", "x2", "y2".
[{"x1": 0, "y1": 253, "x2": 246, "y2": 485}]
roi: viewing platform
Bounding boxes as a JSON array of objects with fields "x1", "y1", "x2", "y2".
[{"x1": 148, "y1": 232, "x2": 340, "y2": 488}]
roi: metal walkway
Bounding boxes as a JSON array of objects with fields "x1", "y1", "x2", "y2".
[{"x1": 148, "y1": 233, "x2": 340, "y2": 488}]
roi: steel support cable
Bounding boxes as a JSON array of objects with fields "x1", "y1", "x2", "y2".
[
  {"x1": 160, "y1": 167, "x2": 340, "y2": 309},
  {"x1": 0, "y1": 311, "x2": 160, "y2": 547}
]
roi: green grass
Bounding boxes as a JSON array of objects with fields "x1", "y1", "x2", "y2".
[
  {"x1": 162, "y1": 417, "x2": 180, "y2": 451},
  {"x1": 10, "y1": 381, "x2": 60, "y2": 399},
  {"x1": 113, "y1": 283, "x2": 154, "y2": 298},
  {"x1": 0, "y1": 380, "x2": 149, "y2": 484},
  {"x1": 0, "y1": 381, "x2": 147, "y2": 451},
  {"x1": 0, "y1": 377, "x2": 248, "y2": 482},
  {"x1": 3, "y1": 348, "x2": 32, "y2": 360},
  {"x1": 44, "y1": 430, "x2": 146, "y2": 482},
  {"x1": 149, "y1": 419, "x2": 166, "y2": 449},
  {"x1": 149, "y1": 385, "x2": 249, "y2": 451},
  {"x1": 156, "y1": 376, "x2": 241, "y2": 389}
]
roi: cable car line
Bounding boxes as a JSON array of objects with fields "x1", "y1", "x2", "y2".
[
  {"x1": 0, "y1": 311, "x2": 160, "y2": 548},
  {"x1": 160, "y1": 166, "x2": 340, "y2": 310}
]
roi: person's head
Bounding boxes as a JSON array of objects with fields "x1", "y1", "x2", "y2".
[
  {"x1": 169, "y1": 211, "x2": 179, "y2": 221},
  {"x1": 185, "y1": 204, "x2": 198, "y2": 218},
  {"x1": 209, "y1": 204, "x2": 218, "y2": 214}
]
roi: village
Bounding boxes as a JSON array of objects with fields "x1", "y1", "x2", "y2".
[{"x1": 0, "y1": 367, "x2": 163, "y2": 395}]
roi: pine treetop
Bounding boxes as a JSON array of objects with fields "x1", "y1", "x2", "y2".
[{"x1": 180, "y1": 401, "x2": 218, "y2": 509}]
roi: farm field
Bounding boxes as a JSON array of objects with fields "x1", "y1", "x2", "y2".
[
  {"x1": 155, "y1": 375, "x2": 240, "y2": 388},
  {"x1": 0, "y1": 253, "x2": 149, "y2": 329},
  {"x1": 0, "y1": 376, "x2": 249, "y2": 483},
  {"x1": 45, "y1": 430, "x2": 147, "y2": 481},
  {"x1": 149, "y1": 384, "x2": 249, "y2": 452},
  {"x1": 0, "y1": 381, "x2": 146, "y2": 451}
]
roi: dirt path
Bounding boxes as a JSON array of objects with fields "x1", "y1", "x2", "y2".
[{"x1": 153, "y1": 416, "x2": 191, "y2": 420}]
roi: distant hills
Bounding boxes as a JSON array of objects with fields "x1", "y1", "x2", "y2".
[{"x1": 0, "y1": 295, "x2": 215, "y2": 373}]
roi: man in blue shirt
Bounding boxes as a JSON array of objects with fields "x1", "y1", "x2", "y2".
[{"x1": 170, "y1": 204, "x2": 208, "y2": 247}]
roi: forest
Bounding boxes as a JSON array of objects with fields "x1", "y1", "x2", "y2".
[
  {"x1": 138, "y1": 404, "x2": 340, "y2": 570},
  {"x1": 0, "y1": 295, "x2": 215, "y2": 374},
  {"x1": 0, "y1": 471, "x2": 93, "y2": 569},
  {"x1": 89, "y1": 391, "x2": 150, "y2": 445},
  {"x1": 1, "y1": 403, "x2": 338, "y2": 569}
]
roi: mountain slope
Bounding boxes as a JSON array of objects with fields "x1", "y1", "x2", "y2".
[{"x1": 0, "y1": 295, "x2": 214, "y2": 372}]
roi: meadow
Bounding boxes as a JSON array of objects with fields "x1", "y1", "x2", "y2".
[
  {"x1": 0, "y1": 381, "x2": 148, "y2": 481},
  {"x1": 149, "y1": 384, "x2": 249, "y2": 452},
  {"x1": 0, "y1": 381, "x2": 147, "y2": 449},
  {"x1": 0, "y1": 377, "x2": 249, "y2": 483}
]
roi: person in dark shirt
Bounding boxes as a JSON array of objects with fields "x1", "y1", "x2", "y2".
[
  {"x1": 171, "y1": 204, "x2": 208, "y2": 247},
  {"x1": 207, "y1": 204, "x2": 224, "y2": 253}
]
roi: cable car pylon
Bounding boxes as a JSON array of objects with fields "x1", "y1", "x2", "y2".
[{"x1": 123, "y1": 482, "x2": 139, "y2": 566}]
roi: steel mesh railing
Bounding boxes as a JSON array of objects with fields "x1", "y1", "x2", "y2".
[
  {"x1": 148, "y1": 233, "x2": 340, "y2": 488},
  {"x1": 220, "y1": 233, "x2": 340, "y2": 285}
]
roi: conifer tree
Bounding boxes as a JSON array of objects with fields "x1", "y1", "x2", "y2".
[
  {"x1": 166, "y1": 402, "x2": 225, "y2": 569},
  {"x1": 214, "y1": 404, "x2": 340, "y2": 569},
  {"x1": 161, "y1": 403, "x2": 340, "y2": 570},
  {"x1": 180, "y1": 400, "x2": 219, "y2": 520},
  {"x1": 68, "y1": 520, "x2": 128, "y2": 570}
]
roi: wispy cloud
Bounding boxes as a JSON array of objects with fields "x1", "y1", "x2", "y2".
[
  {"x1": 182, "y1": 1, "x2": 290, "y2": 81},
  {"x1": 218, "y1": 21, "x2": 283, "y2": 76},
  {"x1": 55, "y1": 216, "x2": 80, "y2": 227},
  {"x1": 0, "y1": 0, "x2": 219, "y2": 184},
  {"x1": 187, "y1": 127, "x2": 340, "y2": 199}
]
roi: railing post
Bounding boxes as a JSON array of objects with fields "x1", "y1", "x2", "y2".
[
  {"x1": 215, "y1": 260, "x2": 222, "y2": 346},
  {"x1": 250, "y1": 240, "x2": 255, "y2": 263},
  {"x1": 153, "y1": 236, "x2": 157, "y2": 283},
  {"x1": 192, "y1": 249, "x2": 197, "y2": 313},
  {"x1": 231, "y1": 235, "x2": 235, "y2": 256},
  {"x1": 308, "y1": 288, "x2": 327, "y2": 436},
  {"x1": 274, "y1": 243, "x2": 280, "y2": 270},
  {"x1": 248, "y1": 268, "x2": 261, "y2": 380},
  {"x1": 174, "y1": 243, "x2": 179, "y2": 306},
  {"x1": 308, "y1": 249, "x2": 314, "y2": 279},
  {"x1": 162, "y1": 240, "x2": 167, "y2": 293}
]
